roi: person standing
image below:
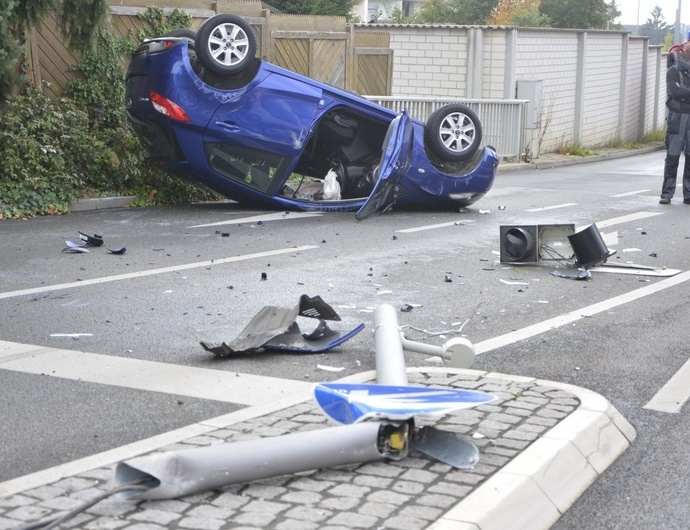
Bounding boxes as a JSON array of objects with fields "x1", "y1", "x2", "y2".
[{"x1": 660, "y1": 40, "x2": 690, "y2": 205}]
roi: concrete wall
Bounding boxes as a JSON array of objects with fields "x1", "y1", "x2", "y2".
[{"x1": 355, "y1": 23, "x2": 665, "y2": 154}]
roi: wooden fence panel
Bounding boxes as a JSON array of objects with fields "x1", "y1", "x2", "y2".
[
  {"x1": 313, "y1": 38, "x2": 347, "y2": 88},
  {"x1": 354, "y1": 48, "x2": 392, "y2": 96},
  {"x1": 29, "y1": 13, "x2": 82, "y2": 100},
  {"x1": 272, "y1": 36, "x2": 310, "y2": 76},
  {"x1": 271, "y1": 31, "x2": 348, "y2": 88}
]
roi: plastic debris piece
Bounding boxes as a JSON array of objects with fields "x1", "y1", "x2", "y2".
[
  {"x1": 317, "y1": 364, "x2": 345, "y2": 372},
  {"x1": 79, "y1": 232, "x2": 104, "y2": 246},
  {"x1": 200, "y1": 294, "x2": 365, "y2": 357},
  {"x1": 499, "y1": 279, "x2": 529, "y2": 285},
  {"x1": 107, "y1": 247, "x2": 127, "y2": 255},
  {"x1": 550, "y1": 269, "x2": 592, "y2": 280},
  {"x1": 62, "y1": 241, "x2": 89, "y2": 253}
]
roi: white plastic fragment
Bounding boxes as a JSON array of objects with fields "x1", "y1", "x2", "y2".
[
  {"x1": 500, "y1": 279, "x2": 529, "y2": 285},
  {"x1": 317, "y1": 364, "x2": 345, "y2": 372}
]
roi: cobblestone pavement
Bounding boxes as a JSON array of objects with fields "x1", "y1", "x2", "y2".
[{"x1": 1, "y1": 367, "x2": 635, "y2": 530}]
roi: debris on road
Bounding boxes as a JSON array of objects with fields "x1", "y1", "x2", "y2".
[
  {"x1": 79, "y1": 232, "x2": 104, "y2": 246},
  {"x1": 550, "y1": 269, "x2": 592, "y2": 280},
  {"x1": 200, "y1": 295, "x2": 365, "y2": 357},
  {"x1": 62, "y1": 240, "x2": 89, "y2": 253}
]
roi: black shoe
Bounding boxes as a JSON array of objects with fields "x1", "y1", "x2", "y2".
[{"x1": 659, "y1": 197, "x2": 671, "y2": 204}]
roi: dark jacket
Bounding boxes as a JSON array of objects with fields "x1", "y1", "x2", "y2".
[{"x1": 667, "y1": 52, "x2": 690, "y2": 114}]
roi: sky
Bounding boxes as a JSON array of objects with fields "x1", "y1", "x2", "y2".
[{"x1": 617, "y1": 0, "x2": 686, "y2": 26}]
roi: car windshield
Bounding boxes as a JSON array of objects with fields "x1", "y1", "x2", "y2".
[{"x1": 206, "y1": 143, "x2": 288, "y2": 193}]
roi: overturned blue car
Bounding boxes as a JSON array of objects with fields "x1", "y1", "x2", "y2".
[{"x1": 125, "y1": 14, "x2": 498, "y2": 219}]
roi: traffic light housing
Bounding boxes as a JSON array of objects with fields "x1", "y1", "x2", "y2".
[
  {"x1": 499, "y1": 225, "x2": 538, "y2": 263},
  {"x1": 500, "y1": 224, "x2": 576, "y2": 264}
]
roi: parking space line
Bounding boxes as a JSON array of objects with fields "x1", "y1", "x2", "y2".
[
  {"x1": 595, "y1": 211, "x2": 662, "y2": 228},
  {"x1": 525, "y1": 203, "x2": 578, "y2": 212},
  {"x1": 397, "y1": 220, "x2": 475, "y2": 233},
  {"x1": 0, "y1": 340, "x2": 313, "y2": 405},
  {"x1": 474, "y1": 270, "x2": 690, "y2": 355},
  {"x1": 610, "y1": 190, "x2": 650, "y2": 197},
  {"x1": 0, "y1": 245, "x2": 318, "y2": 301},
  {"x1": 643, "y1": 357, "x2": 690, "y2": 413},
  {"x1": 188, "y1": 212, "x2": 322, "y2": 228}
]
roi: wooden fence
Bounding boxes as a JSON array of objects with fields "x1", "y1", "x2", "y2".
[{"x1": 25, "y1": 0, "x2": 393, "y2": 100}]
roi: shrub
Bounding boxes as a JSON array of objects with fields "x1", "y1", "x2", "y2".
[{"x1": 0, "y1": 8, "x2": 219, "y2": 219}]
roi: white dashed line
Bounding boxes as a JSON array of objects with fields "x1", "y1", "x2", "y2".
[{"x1": 0, "y1": 245, "x2": 318, "y2": 301}]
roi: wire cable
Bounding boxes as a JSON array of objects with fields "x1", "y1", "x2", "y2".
[{"x1": 15, "y1": 482, "x2": 150, "y2": 530}]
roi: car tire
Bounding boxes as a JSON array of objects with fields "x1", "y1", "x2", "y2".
[
  {"x1": 424, "y1": 104, "x2": 482, "y2": 162},
  {"x1": 195, "y1": 14, "x2": 257, "y2": 76}
]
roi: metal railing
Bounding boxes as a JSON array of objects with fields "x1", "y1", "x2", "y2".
[{"x1": 364, "y1": 96, "x2": 527, "y2": 161}]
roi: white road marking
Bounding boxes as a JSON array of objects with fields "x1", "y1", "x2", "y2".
[
  {"x1": 473, "y1": 270, "x2": 690, "y2": 354},
  {"x1": 396, "y1": 220, "x2": 475, "y2": 233},
  {"x1": 188, "y1": 212, "x2": 322, "y2": 228},
  {"x1": 0, "y1": 245, "x2": 318, "y2": 301},
  {"x1": 644, "y1": 357, "x2": 690, "y2": 413},
  {"x1": 525, "y1": 203, "x2": 578, "y2": 212},
  {"x1": 610, "y1": 190, "x2": 650, "y2": 197},
  {"x1": 0, "y1": 341, "x2": 312, "y2": 405},
  {"x1": 591, "y1": 266, "x2": 681, "y2": 277},
  {"x1": 594, "y1": 211, "x2": 662, "y2": 228}
]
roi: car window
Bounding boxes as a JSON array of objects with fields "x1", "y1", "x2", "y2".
[{"x1": 206, "y1": 143, "x2": 288, "y2": 193}]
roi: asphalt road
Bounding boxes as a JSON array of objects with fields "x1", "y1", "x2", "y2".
[{"x1": 1, "y1": 149, "x2": 690, "y2": 528}]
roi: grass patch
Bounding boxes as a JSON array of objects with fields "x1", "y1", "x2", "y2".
[{"x1": 554, "y1": 143, "x2": 593, "y2": 157}]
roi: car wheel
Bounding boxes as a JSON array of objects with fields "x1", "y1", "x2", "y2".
[
  {"x1": 424, "y1": 104, "x2": 482, "y2": 162},
  {"x1": 195, "y1": 14, "x2": 257, "y2": 76}
]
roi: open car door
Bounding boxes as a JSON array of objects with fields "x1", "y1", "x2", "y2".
[{"x1": 355, "y1": 111, "x2": 413, "y2": 220}]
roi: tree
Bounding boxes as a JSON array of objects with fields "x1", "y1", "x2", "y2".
[
  {"x1": 489, "y1": 0, "x2": 550, "y2": 27},
  {"x1": 639, "y1": 5, "x2": 673, "y2": 46},
  {"x1": 539, "y1": 0, "x2": 609, "y2": 29},
  {"x1": 454, "y1": 0, "x2": 499, "y2": 24},
  {"x1": 606, "y1": 0, "x2": 623, "y2": 29},
  {"x1": 0, "y1": 0, "x2": 108, "y2": 102},
  {"x1": 267, "y1": 0, "x2": 358, "y2": 16},
  {"x1": 413, "y1": 0, "x2": 498, "y2": 25}
]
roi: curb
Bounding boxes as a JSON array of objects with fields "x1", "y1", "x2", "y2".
[
  {"x1": 69, "y1": 196, "x2": 136, "y2": 212},
  {"x1": 498, "y1": 145, "x2": 664, "y2": 173},
  {"x1": 428, "y1": 373, "x2": 636, "y2": 530}
]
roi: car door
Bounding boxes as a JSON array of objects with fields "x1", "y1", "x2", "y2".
[
  {"x1": 355, "y1": 111, "x2": 413, "y2": 220},
  {"x1": 203, "y1": 73, "x2": 323, "y2": 157}
]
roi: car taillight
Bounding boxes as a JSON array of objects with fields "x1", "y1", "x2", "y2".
[{"x1": 150, "y1": 90, "x2": 190, "y2": 123}]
